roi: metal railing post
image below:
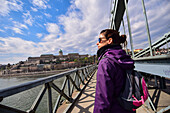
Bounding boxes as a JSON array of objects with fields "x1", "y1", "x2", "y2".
[
  {"x1": 165, "y1": 35, "x2": 169, "y2": 54},
  {"x1": 29, "y1": 85, "x2": 47, "y2": 113},
  {"x1": 67, "y1": 76, "x2": 71, "y2": 97},
  {"x1": 46, "y1": 83, "x2": 53, "y2": 113},
  {"x1": 154, "y1": 76, "x2": 158, "y2": 88}
]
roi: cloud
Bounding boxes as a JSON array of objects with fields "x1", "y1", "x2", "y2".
[
  {"x1": 13, "y1": 21, "x2": 28, "y2": 29},
  {"x1": 1, "y1": 0, "x2": 169, "y2": 64},
  {"x1": 56, "y1": 9, "x2": 59, "y2": 12},
  {"x1": 121, "y1": 0, "x2": 170, "y2": 50},
  {"x1": 55, "y1": 0, "x2": 110, "y2": 54},
  {"x1": 31, "y1": 7, "x2": 38, "y2": 12},
  {"x1": 0, "y1": 0, "x2": 111, "y2": 64},
  {"x1": 8, "y1": 0, "x2": 23, "y2": 11},
  {"x1": 0, "y1": 37, "x2": 45, "y2": 57},
  {"x1": 42, "y1": 23, "x2": 60, "y2": 41},
  {"x1": 32, "y1": 0, "x2": 50, "y2": 9},
  {"x1": 0, "y1": 54, "x2": 28, "y2": 64},
  {"x1": 0, "y1": 0, "x2": 23, "y2": 16},
  {"x1": 12, "y1": 27, "x2": 22, "y2": 34},
  {"x1": 0, "y1": 0, "x2": 10, "y2": 16},
  {"x1": 36, "y1": 33, "x2": 43, "y2": 38},
  {"x1": 12, "y1": 21, "x2": 28, "y2": 34},
  {"x1": 45, "y1": 23, "x2": 60, "y2": 34},
  {"x1": 44, "y1": 13, "x2": 52, "y2": 18},
  {"x1": 23, "y1": 11, "x2": 34, "y2": 26},
  {"x1": 0, "y1": 29, "x2": 5, "y2": 32},
  {"x1": 33, "y1": 0, "x2": 111, "y2": 55},
  {"x1": 3, "y1": 21, "x2": 28, "y2": 34}
]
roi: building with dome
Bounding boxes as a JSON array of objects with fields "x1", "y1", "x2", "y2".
[
  {"x1": 2, "y1": 49, "x2": 94, "y2": 74},
  {"x1": 27, "y1": 49, "x2": 88, "y2": 64},
  {"x1": 59, "y1": 49, "x2": 63, "y2": 56}
]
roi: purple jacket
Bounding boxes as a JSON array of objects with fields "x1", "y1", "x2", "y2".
[{"x1": 94, "y1": 46, "x2": 135, "y2": 113}]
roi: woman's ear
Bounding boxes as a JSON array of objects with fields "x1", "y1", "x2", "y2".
[{"x1": 108, "y1": 38, "x2": 113, "y2": 44}]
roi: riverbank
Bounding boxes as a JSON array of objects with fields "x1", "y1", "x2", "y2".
[{"x1": 0, "y1": 69, "x2": 72, "y2": 78}]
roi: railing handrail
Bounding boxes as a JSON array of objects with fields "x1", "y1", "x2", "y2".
[
  {"x1": 133, "y1": 54, "x2": 170, "y2": 61},
  {"x1": 0, "y1": 64, "x2": 97, "y2": 113},
  {"x1": 0, "y1": 65, "x2": 94, "y2": 99},
  {"x1": 134, "y1": 32, "x2": 170, "y2": 58}
]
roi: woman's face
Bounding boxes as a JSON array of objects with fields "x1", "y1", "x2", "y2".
[{"x1": 96, "y1": 33, "x2": 109, "y2": 49}]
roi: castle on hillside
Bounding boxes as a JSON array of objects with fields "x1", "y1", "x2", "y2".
[
  {"x1": 27, "y1": 49, "x2": 88, "y2": 64},
  {"x1": 0, "y1": 49, "x2": 91, "y2": 75}
]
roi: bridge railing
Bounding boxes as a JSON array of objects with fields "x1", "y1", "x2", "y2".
[
  {"x1": 0, "y1": 64, "x2": 97, "y2": 113},
  {"x1": 134, "y1": 32, "x2": 170, "y2": 58}
]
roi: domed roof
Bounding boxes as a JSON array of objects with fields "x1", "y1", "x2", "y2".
[{"x1": 59, "y1": 49, "x2": 63, "y2": 53}]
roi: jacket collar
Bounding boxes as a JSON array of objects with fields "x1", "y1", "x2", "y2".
[{"x1": 97, "y1": 44, "x2": 122, "y2": 61}]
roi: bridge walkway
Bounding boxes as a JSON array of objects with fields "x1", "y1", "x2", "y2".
[{"x1": 58, "y1": 71, "x2": 170, "y2": 113}]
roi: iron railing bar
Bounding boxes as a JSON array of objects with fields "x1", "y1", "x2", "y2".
[
  {"x1": 67, "y1": 75, "x2": 81, "y2": 91},
  {"x1": 80, "y1": 70, "x2": 85, "y2": 82},
  {"x1": 53, "y1": 94, "x2": 62, "y2": 113},
  {"x1": 71, "y1": 73, "x2": 77, "y2": 95},
  {"x1": 53, "y1": 77, "x2": 67, "y2": 113},
  {"x1": 135, "y1": 38, "x2": 170, "y2": 58},
  {"x1": 86, "y1": 67, "x2": 90, "y2": 77},
  {"x1": 51, "y1": 83, "x2": 73, "y2": 103},
  {"x1": 0, "y1": 70, "x2": 76, "y2": 98},
  {"x1": 134, "y1": 33, "x2": 170, "y2": 57},
  {"x1": 28, "y1": 85, "x2": 47, "y2": 112},
  {"x1": 70, "y1": 83, "x2": 74, "y2": 96},
  {"x1": 66, "y1": 76, "x2": 71, "y2": 97},
  {"x1": 84, "y1": 69, "x2": 88, "y2": 79},
  {"x1": 82, "y1": 69, "x2": 88, "y2": 81},
  {"x1": 76, "y1": 71, "x2": 85, "y2": 85},
  {"x1": 75, "y1": 72, "x2": 81, "y2": 94},
  {"x1": 82, "y1": 69, "x2": 86, "y2": 79},
  {"x1": 85, "y1": 68, "x2": 90, "y2": 78},
  {"x1": 47, "y1": 83, "x2": 53, "y2": 113},
  {"x1": 75, "y1": 73, "x2": 80, "y2": 89},
  {"x1": 0, "y1": 66, "x2": 94, "y2": 98},
  {"x1": 0, "y1": 65, "x2": 96, "y2": 113},
  {"x1": 61, "y1": 77, "x2": 68, "y2": 92},
  {"x1": 0, "y1": 104, "x2": 27, "y2": 113},
  {"x1": 79, "y1": 70, "x2": 84, "y2": 82},
  {"x1": 64, "y1": 68, "x2": 97, "y2": 113}
]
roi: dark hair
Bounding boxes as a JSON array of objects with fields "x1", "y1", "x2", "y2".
[{"x1": 100, "y1": 29, "x2": 127, "y2": 46}]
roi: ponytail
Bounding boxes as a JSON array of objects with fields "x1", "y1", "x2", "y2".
[{"x1": 120, "y1": 35, "x2": 127, "y2": 48}]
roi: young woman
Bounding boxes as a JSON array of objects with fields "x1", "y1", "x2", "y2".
[{"x1": 93, "y1": 29, "x2": 135, "y2": 113}]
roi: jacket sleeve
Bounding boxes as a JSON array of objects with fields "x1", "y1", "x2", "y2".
[{"x1": 94, "y1": 59, "x2": 117, "y2": 113}]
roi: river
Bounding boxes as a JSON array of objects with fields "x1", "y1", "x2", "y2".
[{"x1": 0, "y1": 73, "x2": 67, "y2": 113}]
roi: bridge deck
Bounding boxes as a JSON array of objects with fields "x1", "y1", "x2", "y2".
[{"x1": 57, "y1": 71, "x2": 170, "y2": 113}]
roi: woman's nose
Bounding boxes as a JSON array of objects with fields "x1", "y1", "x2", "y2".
[{"x1": 96, "y1": 42, "x2": 99, "y2": 45}]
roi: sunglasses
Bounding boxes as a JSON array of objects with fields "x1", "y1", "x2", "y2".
[{"x1": 98, "y1": 37, "x2": 107, "y2": 43}]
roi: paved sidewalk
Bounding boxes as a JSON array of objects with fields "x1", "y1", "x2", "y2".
[
  {"x1": 70, "y1": 71, "x2": 96, "y2": 113},
  {"x1": 59, "y1": 72, "x2": 170, "y2": 113}
]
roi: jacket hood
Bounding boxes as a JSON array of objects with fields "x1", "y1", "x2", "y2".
[{"x1": 98, "y1": 45, "x2": 134, "y2": 70}]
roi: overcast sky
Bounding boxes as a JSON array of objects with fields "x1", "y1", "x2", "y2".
[{"x1": 0, "y1": 0, "x2": 170, "y2": 64}]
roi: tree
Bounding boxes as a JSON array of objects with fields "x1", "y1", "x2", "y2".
[
  {"x1": 74, "y1": 59, "x2": 78, "y2": 62},
  {"x1": 7, "y1": 63, "x2": 11, "y2": 69}
]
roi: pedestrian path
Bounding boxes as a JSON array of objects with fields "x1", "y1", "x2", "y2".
[
  {"x1": 70, "y1": 71, "x2": 96, "y2": 113},
  {"x1": 58, "y1": 72, "x2": 170, "y2": 113}
]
